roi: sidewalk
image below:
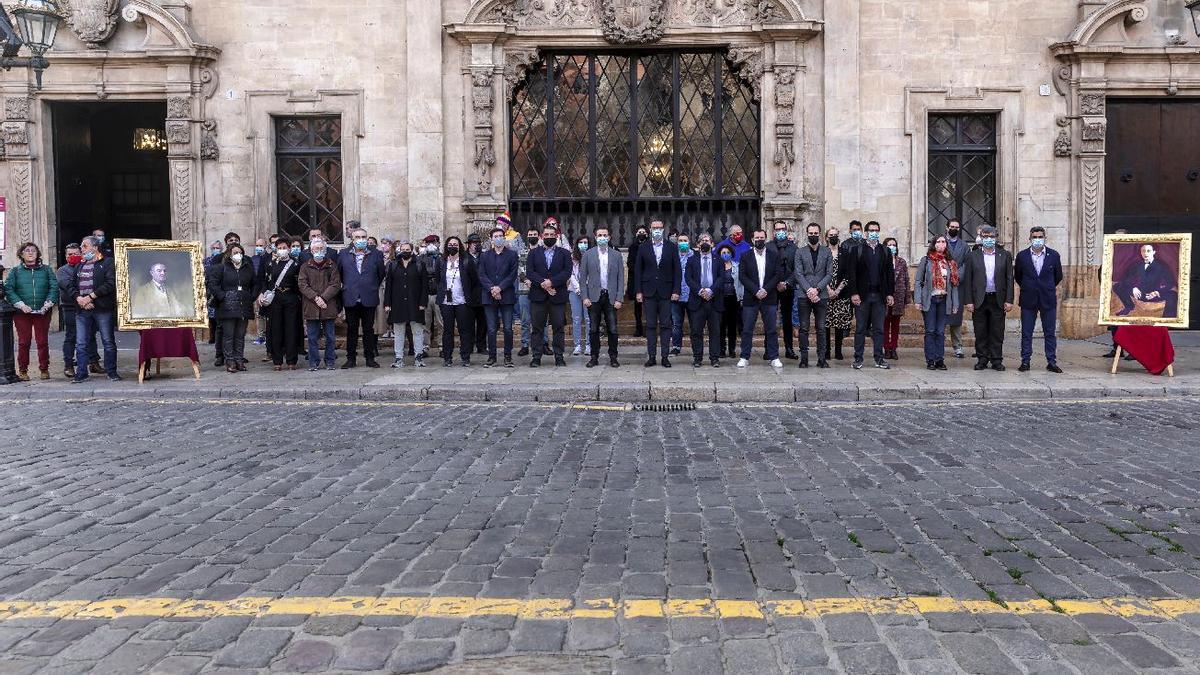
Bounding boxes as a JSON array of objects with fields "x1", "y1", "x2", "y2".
[{"x1": 1, "y1": 329, "x2": 1195, "y2": 403}]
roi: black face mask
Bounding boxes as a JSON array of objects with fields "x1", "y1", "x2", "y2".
[
  {"x1": 636, "y1": 233, "x2": 648, "y2": 243},
  {"x1": 447, "y1": 246, "x2": 460, "y2": 256},
  {"x1": 808, "y1": 235, "x2": 820, "y2": 245},
  {"x1": 948, "y1": 228, "x2": 960, "y2": 237},
  {"x1": 542, "y1": 237, "x2": 557, "y2": 248},
  {"x1": 399, "y1": 251, "x2": 413, "y2": 260},
  {"x1": 752, "y1": 240, "x2": 766, "y2": 250},
  {"x1": 526, "y1": 237, "x2": 539, "y2": 247},
  {"x1": 699, "y1": 242, "x2": 712, "y2": 253},
  {"x1": 828, "y1": 236, "x2": 839, "y2": 246}
]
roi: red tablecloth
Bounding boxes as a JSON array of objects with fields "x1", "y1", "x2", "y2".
[
  {"x1": 1114, "y1": 325, "x2": 1174, "y2": 375},
  {"x1": 138, "y1": 327, "x2": 200, "y2": 364}
]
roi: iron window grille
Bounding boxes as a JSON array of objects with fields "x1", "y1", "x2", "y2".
[
  {"x1": 275, "y1": 116, "x2": 345, "y2": 242},
  {"x1": 927, "y1": 113, "x2": 997, "y2": 242}
]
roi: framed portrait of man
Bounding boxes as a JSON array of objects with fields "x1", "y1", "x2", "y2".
[
  {"x1": 115, "y1": 239, "x2": 208, "y2": 330},
  {"x1": 1099, "y1": 233, "x2": 1192, "y2": 329}
]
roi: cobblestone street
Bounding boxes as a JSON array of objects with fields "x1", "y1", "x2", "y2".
[{"x1": 1, "y1": 397, "x2": 1200, "y2": 674}]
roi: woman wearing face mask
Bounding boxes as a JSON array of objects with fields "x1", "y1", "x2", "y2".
[
  {"x1": 5, "y1": 242, "x2": 58, "y2": 380},
  {"x1": 568, "y1": 234, "x2": 593, "y2": 357},
  {"x1": 262, "y1": 238, "x2": 302, "y2": 370},
  {"x1": 376, "y1": 238, "x2": 395, "y2": 339},
  {"x1": 435, "y1": 236, "x2": 480, "y2": 367},
  {"x1": 914, "y1": 235, "x2": 960, "y2": 370},
  {"x1": 717, "y1": 243, "x2": 743, "y2": 358},
  {"x1": 882, "y1": 237, "x2": 910, "y2": 361},
  {"x1": 824, "y1": 228, "x2": 853, "y2": 360},
  {"x1": 211, "y1": 243, "x2": 260, "y2": 373},
  {"x1": 384, "y1": 242, "x2": 428, "y2": 368}
]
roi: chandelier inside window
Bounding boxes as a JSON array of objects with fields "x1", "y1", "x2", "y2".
[{"x1": 133, "y1": 128, "x2": 167, "y2": 151}]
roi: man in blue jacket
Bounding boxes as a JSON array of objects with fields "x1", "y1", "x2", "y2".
[
  {"x1": 684, "y1": 232, "x2": 730, "y2": 368},
  {"x1": 338, "y1": 226, "x2": 386, "y2": 368},
  {"x1": 636, "y1": 219, "x2": 682, "y2": 367},
  {"x1": 1014, "y1": 226, "x2": 1064, "y2": 373},
  {"x1": 525, "y1": 222, "x2": 572, "y2": 367},
  {"x1": 478, "y1": 226, "x2": 519, "y2": 368}
]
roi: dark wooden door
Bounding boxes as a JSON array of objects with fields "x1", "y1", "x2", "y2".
[{"x1": 1106, "y1": 99, "x2": 1200, "y2": 328}]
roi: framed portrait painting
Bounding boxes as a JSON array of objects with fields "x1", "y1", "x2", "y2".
[
  {"x1": 1099, "y1": 233, "x2": 1192, "y2": 329},
  {"x1": 115, "y1": 239, "x2": 208, "y2": 330}
]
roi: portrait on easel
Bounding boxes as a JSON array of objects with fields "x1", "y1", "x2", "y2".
[{"x1": 1099, "y1": 233, "x2": 1191, "y2": 329}]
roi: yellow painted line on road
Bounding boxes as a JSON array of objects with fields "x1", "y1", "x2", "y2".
[{"x1": 3, "y1": 596, "x2": 1200, "y2": 622}]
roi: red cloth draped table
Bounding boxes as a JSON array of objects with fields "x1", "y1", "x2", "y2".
[
  {"x1": 1113, "y1": 325, "x2": 1175, "y2": 376},
  {"x1": 137, "y1": 328, "x2": 201, "y2": 383}
]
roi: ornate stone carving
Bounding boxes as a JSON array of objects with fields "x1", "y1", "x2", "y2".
[
  {"x1": 482, "y1": 0, "x2": 596, "y2": 25},
  {"x1": 1081, "y1": 119, "x2": 1105, "y2": 153},
  {"x1": 63, "y1": 0, "x2": 120, "y2": 46},
  {"x1": 170, "y1": 161, "x2": 195, "y2": 239},
  {"x1": 2, "y1": 122, "x2": 28, "y2": 147},
  {"x1": 472, "y1": 71, "x2": 495, "y2": 128},
  {"x1": 670, "y1": 0, "x2": 786, "y2": 26},
  {"x1": 9, "y1": 162, "x2": 33, "y2": 244},
  {"x1": 480, "y1": 0, "x2": 788, "y2": 27},
  {"x1": 1080, "y1": 92, "x2": 1104, "y2": 116},
  {"x1": 773, "y1": 134, "x2": 795, "y2": 193},
  {"x1": 772, "y1": 66, "x2": 797, "y2": 193},
  {"x1": 474, "y1": 138, "x2": 497, "y2": 193},
  {"x1": 166, "y1": 95, "x2": 192, "y2": 120},
  {"x1": 4, "y1": 97, "x2": 30, "y2": 121},
  {"x1": 504, "y1": 48, "x2": 541, "y2": 89},
  {"x1": 200, "y1": 120, "x2": 219, "y2": 160},
  {"x1": 1082, "y1": 159, "x2": 1101, "y2": 266},
  {"x1": 600, "y1": 0, "x2": 668, "y2": 44},
  {"x1": 1053, "y1": 116, "x2": 1071, "y2": 158},
  {"x1": 774, "y1": 66, "x2": 796, "y2": 125},
  {"x1": 166, "y1": 120, "x2": 191, "y2": 145},
  {"x1": 470, "y1": 69, "x2": 497, "y2": 196},
  {"x1": 726, "y1": 47, "x2": 763, "y2": 102}
]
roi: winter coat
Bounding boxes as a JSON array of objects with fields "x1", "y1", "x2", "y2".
[
  {"x1": 384, "y1": 257, "x2": 428, "y2": 324},
  {"x1": 210, "y1": 258, "x2": 261, "y2": 320},
  {"x1": 298, "y1": 257, "x2": 342, "y2": 321},
  {"x1": 4, "y1": 264, "x2": 59, "y2": 310}
]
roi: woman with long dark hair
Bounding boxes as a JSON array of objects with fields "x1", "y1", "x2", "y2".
[
  {"x1": 914, "y1": 235, "x2": 961, "y2": 370},
  {"x1": 435, "y1": 236, "x2": 480, "y2": 367},
  {"x1": 568, "y1": 234, "x2": 593, "y2": 357}
]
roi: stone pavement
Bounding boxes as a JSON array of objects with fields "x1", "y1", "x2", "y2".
[
  {"x1": 1, "y1": 397, "x2": 1200, "y2": 674},
  {"x1": 2, "y1": 329, "x2": 1197, "y2": 404}
]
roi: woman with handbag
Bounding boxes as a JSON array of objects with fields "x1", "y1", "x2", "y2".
[
  {"x1": 262, "y1": 237, "x2": 302, "y2": 370},
  {"x1": 211, "y1": 243, "x2": 260, "y2": 373}
]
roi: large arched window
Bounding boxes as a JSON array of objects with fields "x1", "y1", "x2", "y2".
[{"x1": 509, "y1": 50, "x2": 760, "y2": 244}]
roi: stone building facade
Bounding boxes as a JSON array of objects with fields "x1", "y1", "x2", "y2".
[{"x1": 0, "y1": 0, "x2": 1198, "y2": 337}]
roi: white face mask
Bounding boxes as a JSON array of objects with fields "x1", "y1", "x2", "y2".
[
  {"x1": 426, "y1": 244, "x2": 437, "y2": 255},
  {"x1": 231, "y1": 253, "x2": 244, "y2": 264}
]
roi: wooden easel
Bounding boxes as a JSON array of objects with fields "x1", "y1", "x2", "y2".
[
  {"x1": 138, "y1": 358, "x2": 202, "y2": 383},
  {"x1": 1111, "y1": 347, "x2": 1174, "y2": 377}
]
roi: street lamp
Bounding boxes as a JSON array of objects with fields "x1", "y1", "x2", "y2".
[
  {"x1": 1189, "y1": 0, "x2": 1200, "y2": 38},
  {"x1": 0, "y1": 0, "x2": 62, "y2": 89}
]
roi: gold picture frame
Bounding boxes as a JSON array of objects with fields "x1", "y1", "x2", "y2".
[
  {"x1": 114, "y1": 239, "x2": 208, "y2": 331},
  {"x1": 1098, "y1": 233, "x2": 1192, "y2": 329}
]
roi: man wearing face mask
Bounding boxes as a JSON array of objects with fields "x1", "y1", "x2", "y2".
[
  {"x1": 251, "y1": 238, "x2": 271, "y2": 346},
  {"x1": 736, "y1": 228, "x2": 785, "y2": 369},
  {"x1": 337, "y1": 227, "x2": 386, "y2": 368},
  {"x1": 670, "y1": 233, "x2": 693, "y2": 356},
  {"x1": 57, "y1": 243, "x2": 97, "y2": 379},
  {"x1": 961, "y1": 225, "x2": 1014, "y2": 371},
  {"x1": 578, "y1": 226, "x2": 625, "y2": 368},
  {"x1": 525, "y1": 223, "x2": 572, "y2": 366},
  {"x1": 1014, "y1": 226, "x2": 1063, "y2": 373},
  {"x1": 769, "y1": 221, "x2": 799, "y2": 360},
  {"x1": 635, "y1": 219, "x2": 682, "y2": 367},
  {"x1": 516, "y1": 227, "x2": 540, "y2": 356},
  {"x1": 717, "y1": 224, "x2": 752, "y2": 263},
  {"x1": 204, "y1": 232, "x2": 241, "y2": 366},
  {"x1": 68, "y1": 237, "x2": 120, "y2": 382},
  {"x1": 91, "y1": 229, "x2": 113, "y2": 257},
  {"x1": 793, "y1": 223, "x2": 834, "y2": 368},
  {"x1": 465, "y1": 233, "x2": 488, "y2": 354},
  {"x1": 418, "y1": 234, "x2": 442, "y2": 354},
  {"x1": 626, "y1": 224, "x2": 649, "y2": 337},
  {"x1": 478, "y1": 227, "x2": 519, "y2": 367},
  {"x1": 944, "y1": 219, "x2": 970, "y2": 358},
  {"x1": 844, "y1": 221, "x2": 896, "y2": 370},
  {"x1": 684, "y1": 232, "x2": 730, "y2": 368},
  {"x1": 840, "y1": 220, "x2": 864, "y2": 254}
]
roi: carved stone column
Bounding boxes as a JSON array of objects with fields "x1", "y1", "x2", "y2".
[
  {"x1": 3, "y1": 97, "x2": 35, "y2": 249},
  {"x1": 165, "y1": 95, "x2": 199, "y2": 241},
  {"x1": 1060, "y1": 87, "x2": 1106, "y2": 339}
]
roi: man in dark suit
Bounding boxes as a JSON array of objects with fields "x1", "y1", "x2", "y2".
[
  {"x1": 845, "y1": 220, "x2": 896, "y2": 369},
  {"x1": 684, "y1": 232, "x2": 730, "y2": 368},
  {"x1": 737, "y1": 228, "x2": 785, "y2": 368},
  {"x1": 793, "y1": 222, "x2": 834, "y2": 368},
  {"x1": 525, "y1": 222, "x2": 572, "y2": 367},
  {"x1": 1014, "y1": 226, "x2": 1064, "y2": 373},
  {"x1": 769, "y1": 220, "x2": 799, "y2": 360},
  {"x1": 626, "y1": 225, "x2": 649, "y2": 337},
  {"x1": 578, "y1": 226, "x2": 625, "y2": 368},
  {"x1": 1113, "y1": 243, "x2": 1178, "y2": 318},
  {"x1": 635, "y1": 219, "x2": 682, "y2": 367},
  {"x1": 338, "y1": 225, "x2": 386, "y2": 368},
  {"x1": 478, "y1": 226, "x2": 519, "y2": 367},
  {"x1": 962, "y1": 225, "x2": 1015, "y2": 371}
]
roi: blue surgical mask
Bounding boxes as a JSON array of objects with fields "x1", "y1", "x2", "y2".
[
  {"x1": 83, "y1": 250, "x2": 96, "y2": 261},
  {"x1": 313, "y1": 250, "x2": 326, "y2": 260},
  {"x1": 597, "y1": 236, "x2": 610, "y2": 247},
  {"x1": 492, "y1": 236, "x2": 505, "y2": 248},
  {"x1": 867, "y1": 231, "x2": 880, "y2": 242},
  {"x1": 851, "y1": 230, "x2": 862, "y2": 240},
  {"x1": 720, "y1": 252, "x2": 733, "y2": 262},
  {"x1": 775, "y1": 230, "x2": 787, "y2": 241},
  {"x1": 578, "y1": 241, "x2": 589, "y2": 252},
  {"x1": 354, "y1": 239, "x2": 368, "y2": 250},
  {"x1": 95, "y1": 235, "x2": 105, "y2": 244},
  {"x1": 651, "y1": 229, "x2": 664, "y2": 241},
  {"x1": 291, "y1": 247, "x2": 301, "y2": 258},
  {"x1": 1031, "y1": 238, "x2": 1045, "y2": 249},
  {"x1": 254, "y1": 246, "x2": 265, "y2": 255},
  {"x1": 678, "y1": 242, "x2": 690, "y2": 253},
  {"x1": 887, "y1": 245, "x2": 897, "y2": 255},
  {"x1": 981, "y1": 237, "x2": 997, "y2": 248}
]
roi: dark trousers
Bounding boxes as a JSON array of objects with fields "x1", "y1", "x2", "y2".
[
  {"x1": 472, "y1": 305, "x2": 487, "y2": 352},
  {"x1": 853, "y1": 292, "x2": 887, "y2": 363},
  {"x1": 632, "y1": 297, "x2": 644, "y2": 335},
  {"x1": 587, "y1": 291, "x2": 619, "y2": 359},
  {"x1": 922, "y1": 297, "x2": 948, "y2": 364},
  {"x1": 75, "y1": 309, "x2": 117, "y2": 377},
  {"x1": 344, "y1": 304, "x2": 378, "y2": 361},
  {"x1": 211, "y1": 318, "x2": 223, "y2": 360},
  {"x1": 643, "y1": 296, "x2": 672, "y2": 358},
  {"x1": 440, "y1": 303, "x2": 475, "y2": 362},
  {"x1": 1020, "y1": 304, "x2": 1057, "y2": 365},
  {"x1": 221, "y1": 318, "x2": 248, "y2": 365},
  {"x1": 721, "y1": 296, "x2": 740, "y2": 355},
  {"x1": 972, "y1": 293, "x2": 1006, "y2": 363},
  {"x1": 305, "y1": 319, "x2": 336, "y2": 367},
  {"x1": 778, "y1": 289, "x2": 795, "y2": 353},
  {"x1": 796, "y1": 296, "x2": 828, "y2": 360},
  {"x1": 61, "y1": 308, "x2": 96, "y2": 369},
  {"x1": 670, "y1": 300, "x2": 689, "y2": 350},
  {"x1": 530, "y1": 301, "x2": 566, "y2": 358},
  {"x1": 268, "y1": 295, "x2": 301, "y2": 365},
  {"x1": 484, "y1": 303, "x2": 515, "y2": 359},
  {"x1": 740, "y1": 303, "x2": 779, "y2": 360},
  {"x1": 689, "y1": 301, "x2": 721, "y2": 363}
]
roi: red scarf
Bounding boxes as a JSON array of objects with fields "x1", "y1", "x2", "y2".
[{"x1": 929, "y1": 251, "x2": 959, "y2": 291}]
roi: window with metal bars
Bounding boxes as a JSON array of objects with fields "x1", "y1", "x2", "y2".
[
  {"x1": 275, "y1": 116, "x2": 345, "y2": 242},
  {"x1": 927, "y1": 113, "x2": 997, "y2": 241},
  {"x1": 509, "y1": 50, "x2": 760, "y2": 246}
]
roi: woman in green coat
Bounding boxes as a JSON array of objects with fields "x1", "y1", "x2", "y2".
[{"x1": 4, "y1": 242, "x2": 59, "y2": 379}]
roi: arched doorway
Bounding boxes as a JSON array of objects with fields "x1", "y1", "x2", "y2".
[{"x1": 508, "y1": 49, "x2": 760, "y2": 245}]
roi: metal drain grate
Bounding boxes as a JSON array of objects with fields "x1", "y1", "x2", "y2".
[{"x1": 635, "y1": 403, "x2": 698, "y2": 412}]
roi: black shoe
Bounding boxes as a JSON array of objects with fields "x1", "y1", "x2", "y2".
[
  {"x1": 711, "y1": 360, "x2": 720, "y2": 368},
  {"x1": 214, "y1": 358, "x2": 225, "y2": 368},
  {"x1": 530, "y1": 359, "x2": 540, "y2": 368},
  {"x1": 785, "y1": 350, "x2": 799, "y2": 360},
  {"x1": 973, "y1": 360, "x2": 988, "y2": 371},
  {"x1": 1123, "y1": 353, "x2": 1136, "y2": 361},
  {"x1": 927, "y1": 362, "x2": 936, "y2": 370},
  {"x1": 1115, "y1": 308, "x2": 1132, "y2": 317},
  {"x1": 586, "y1": 359, "x2": 598, "y2": 368},
  {"x1": 817, "y1": 359, "x2": 829, "y2": 369},
  {"x1": 555, "y1": 357, "x2": 566, "y2": 367},
  {"x1": 461, "y1": 360, "x2": 471, "y2": 368},
  {"x1": 366, "y1": 359, "x2": 380, "y2": 368},
  {"x1": 852, "y1": 360, "x2": 863, "y2": 370},
  {"x1": 341, "y1": 360, "x2": 357, "y2": 369},
  {"x1": 610, "y1": 358, "x2": 620, "y2": 368},
  {"x1": 504, "y1": 358, "x2": 514, "y2": 368},
  {"x1": 799, "y1": 358, "x2": 809, "y2": 369},
  {"x1": 761, "y1": 353, "x2": 769, "y2": 361},
  {"x1": 693, "y1": 360, "x2": 702, "y2": 368},
  {"x1": 107, "y1": 374, "x2": 123, "y2": 382},
  {"x1": 72, "y1": 376, "x2": 89, "y2": 384},
  {"x1": 935, "y1": 361, "x2": 948, "y2": 371},
  {"x1": 484, "y1": 358, "x2": 496, "y2": 368},
  {"x1": 661, "y1": 358, "x2": 672, "y2": 368},
  {"x1": 834, "y1": 351, "x2": 844, "y2": 361},
  {"x1": 518, "y1": 347, "x2": 530, "y2": 357},
  {"x1": 670, "y1": 347, "x2": 681, "y2": 356},
  {"x1": 1047, "y1": 363, "x2": 1063, "y2": 374},
  {"x1": 644, "y1": 357, "x2": 657, "y2": 367},
  {"x1": 443, "y1": 359, "x2": 453, "y2": 367},
  {"x1": 874, "y1": 360, "x2": 890, "y2": 370},
  {"x1": 1102, "y1": 348, "x2": 1117, "y2": 358},
  {"x1": 1018, "y1": 362, "x2": 1031, "y2": 372},
  {"x1": 992, "y1": 362, "x2": 1006, "y2": 372},
  {"x1": 543, "y1": 345, "x2": 553, "y2": 357}
]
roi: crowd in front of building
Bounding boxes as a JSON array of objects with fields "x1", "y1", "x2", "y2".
[{"x1": 0, "y1": 213, "x2": 1075, "y2": 382}]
